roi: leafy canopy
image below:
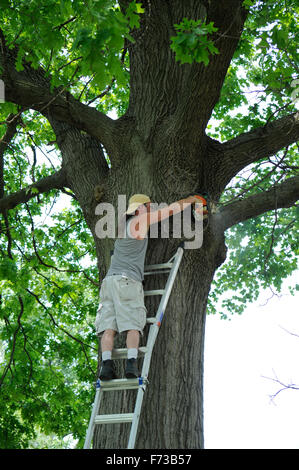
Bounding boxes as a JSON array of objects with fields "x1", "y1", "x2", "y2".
[
  {"x1": 170, "y1": 18, "x2": 219, "y2": 65},
  {"x1": 206, "y1": 0, "x2": 299, "y2": 318},
  {"x1": 0, "y1": 0, "x2": 298, "y2": 447}
]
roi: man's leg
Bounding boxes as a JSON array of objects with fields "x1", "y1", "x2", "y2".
[
  {"x1": 99, "y1": 329, "x2": 117, "y2": 380},
  {"x1": 125, "y1": 330, "x2": 140, "y2": 378},
  {"x1": 101, "y1": 329, "x2": 116, "y2": 358},
  {"x1": 126, "y1": 329, "x2": 140, "y2": 351}
]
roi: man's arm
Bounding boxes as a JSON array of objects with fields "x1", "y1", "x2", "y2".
[{"x1": 130, "y1": 195, "x2": 200, "y2": 240}]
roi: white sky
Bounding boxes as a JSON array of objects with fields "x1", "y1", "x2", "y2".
[{"x1": 204, "y1": 275, "x2": 299, "y2": 449}]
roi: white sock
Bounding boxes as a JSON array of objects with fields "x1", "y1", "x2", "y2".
[
  {"x1": 127, "y1": 348, "x2": 138, "y2": 360},
  {"x1": 102, "y1": 350, "x2": 112, "y2": 361}
]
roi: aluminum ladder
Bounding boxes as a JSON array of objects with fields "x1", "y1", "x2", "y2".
[{"x1": 84, "y1": 245, "x2": 184, "y2": 449}]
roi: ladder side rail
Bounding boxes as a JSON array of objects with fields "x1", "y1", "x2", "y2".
[
  {"x1": 127, "y1": 386, "x2": 146, "y2": 449},
  {"x1": 84, "y1": 386, "x2": 102, "y2": 449},
  {"x1": 142, "y1": 246, "x2": 184, "y2": 377},
  {"x1": 153, "y1": 246, "x2": 184, "y2": 324},
  {"x1": 144, "y1": 248, "x2": 183, "y2": 354},
  {"x1": 141, "y1": 324, "x2": 159, "y2": 378}
]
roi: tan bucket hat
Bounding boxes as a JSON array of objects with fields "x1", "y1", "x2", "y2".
[{"x1": 126, "y1": 194, "x2": 151, "y2": 215}]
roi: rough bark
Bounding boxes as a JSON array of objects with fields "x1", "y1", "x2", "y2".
[
  {"x1": 217, "y1": 175, "x2": 299, "y2": 231},
  {"x1": 218, "y1": 112, "x2": 299, "y2": 192},
  {"x1": 0, "y1": 113, "x2": 21, "y2": 200},
  {"x1": 0, "y1": 167, "x2": 67, "y2": 213}
]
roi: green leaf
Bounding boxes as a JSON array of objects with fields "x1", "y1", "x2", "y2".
[
  {"x1": 0, "y1": 258, "x2": 18, "y2": 282},
  {"x1": 125, "y1": 0, "x2": 144, "y2": 29},
  {"x1": 170, "y1": 18, "x2": 219, "y2": 65},
  {"x1": 136, "y1": 3, "x2": 145, "y2": 14},
  {"x1": 242, "y1": 0, "x2": 256, "y2": 8},
  {"x1": 30, "y1": 187, "x2": 40, "y2": 195}
]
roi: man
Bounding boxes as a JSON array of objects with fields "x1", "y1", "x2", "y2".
[{"x1": 95, "y1": 193, "x2": 201, "y2": 380}]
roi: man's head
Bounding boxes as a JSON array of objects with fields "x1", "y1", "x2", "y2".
[{"x1": 126, "y1": 194, "x2": 151, "y2": 215}]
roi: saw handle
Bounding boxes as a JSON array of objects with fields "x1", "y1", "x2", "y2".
[
  {"x1": 193, "y1": 195, "x2": 208, "y2": 215},
  {"x1": 193, "y1": 194, "x2": 207, "y2": 205}
]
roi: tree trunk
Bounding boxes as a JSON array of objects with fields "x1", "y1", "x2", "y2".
[
  {"x1": 48, "y1": 112, "x2": 227, "y2": 448},
  {"x1": 47, "y1": 73, "x2": 230, "y2": 446}
]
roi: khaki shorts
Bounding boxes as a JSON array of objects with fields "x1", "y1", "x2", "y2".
[{"x1": 95, "y1": 275, "x2": 147, "y2": 336}]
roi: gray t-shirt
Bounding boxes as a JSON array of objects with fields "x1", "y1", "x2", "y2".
[{"x1": 106, "y1": 217, "x2": 148, "y2": 282}]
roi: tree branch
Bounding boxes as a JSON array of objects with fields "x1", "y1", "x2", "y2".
[
  {"x1": 0, "y1": 113, "x2": 22, "y2": 199},
  {"x1": 0, "y1": 29, "x2": 116, "y2": 154},
  {"x1": 0, "y1": 113, "x2": 21, "y2": 156},
  {"x1": 216, "y1": 175, "x2": 299, "y2": 231},
  {"x1": 262, "y1": 370, "x2": 299, "y2": 403},
  {"x1": 26, "y1": 289, "x2": 97, "y2": 375},
  {"x1": 217, "y1": 112, "x2": 299, "y2": 190},
  {"x1": 0, "y1": 296, "x2": 24, "y2": 388},
  {"x1": 0, "y1": 167, "x2": 67, "y2": 213}
]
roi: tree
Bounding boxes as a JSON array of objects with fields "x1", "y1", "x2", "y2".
[{"x1": 0, "y1": 0, "x2": 298, "y2": 449}]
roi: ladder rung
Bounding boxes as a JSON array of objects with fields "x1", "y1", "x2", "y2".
[
  {"x1": 112, "y1": 347, "x2": 147, "y2": 360},
  {"x1": 146, "y1": 317, "x2": 156, "y2": 324},
  {"x1": 144, "y1": 289, "x2": 165, "y2": 296},
  {"x1": 144, "y1": 269, "x2": 171, "y2": 276},
  {"x1": 95, "y1": 413, "x2": 134, "y2": 425},
  {"x1": 144, "y1": 262, "x2": 173, "y2": 271},
  {"x1": 99, "y1": 378, "x2": 141, "y2": 391}
]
